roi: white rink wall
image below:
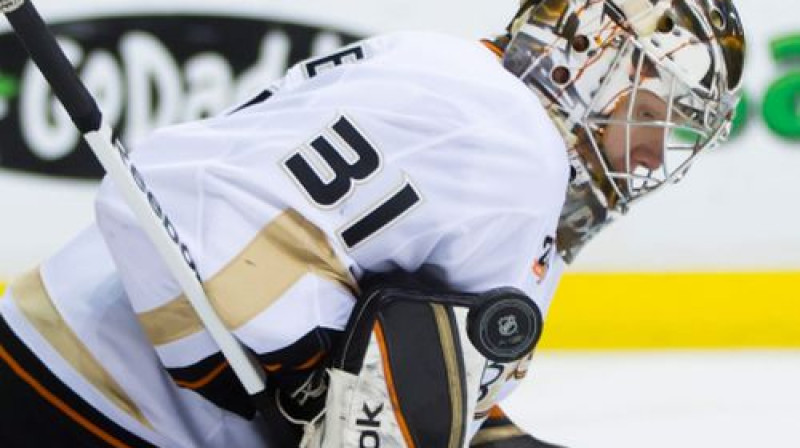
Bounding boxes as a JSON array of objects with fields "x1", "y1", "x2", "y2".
[{"x1": 0, "y1": 0, "x2": 797, "y2": 277}]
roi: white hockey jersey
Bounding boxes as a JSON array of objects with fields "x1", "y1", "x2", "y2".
[{"x1": 0, "y1": 31, "x2": 568, "y2": 447}]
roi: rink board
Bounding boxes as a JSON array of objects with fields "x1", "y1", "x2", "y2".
[{"x1": 2, "y1": 272, "x2": 798, "y2": 349}]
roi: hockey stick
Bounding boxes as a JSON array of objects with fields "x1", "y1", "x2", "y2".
[{"x1": 0, "y1": 0, "x2": 271, "y2": 409}]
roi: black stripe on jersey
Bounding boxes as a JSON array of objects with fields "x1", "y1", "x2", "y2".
[
  {"x1": 254, "y1": 327, "x2": 339, "y2": 372},
  {"x1": 0, "y1": 316, "x2": 156, "y2": 448},
  {"x1": 340, "y1": 181, "x2": 422, "y2": 249},
  {"x1": 166, "y1": 351, "x2": 257, "y2": 419},
  {"x1": 228, "y1": 88, "x2": 273, "y2": 114},
  {"x1": 166, "y1": 327, "x2": 340, "y2": 420}
]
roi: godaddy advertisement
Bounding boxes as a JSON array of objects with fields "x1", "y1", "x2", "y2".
[{"x1": 0, "y1": 10, "x2": 362, "y2": 179}]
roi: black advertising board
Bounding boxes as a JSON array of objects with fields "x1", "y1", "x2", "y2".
[{"x1": 0, "y1": 12, "x2": 363, "y2": 179}]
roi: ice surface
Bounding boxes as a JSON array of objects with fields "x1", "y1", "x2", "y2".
[{"x1": 504, "y1": 351, "x2": 800, "y2": 447}]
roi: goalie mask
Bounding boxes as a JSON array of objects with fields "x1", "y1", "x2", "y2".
[{"x1": 503, "y1": 0, "x2": 745, "y2": 262}]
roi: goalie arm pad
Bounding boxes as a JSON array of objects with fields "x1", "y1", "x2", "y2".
[{"x1": 295, "y1": 271, "x2": 543, "y2": 448}]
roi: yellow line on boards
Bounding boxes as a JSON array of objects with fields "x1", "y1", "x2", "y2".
[{"x1": 538, "y1": 272, "x2": 800, "y2": 349}]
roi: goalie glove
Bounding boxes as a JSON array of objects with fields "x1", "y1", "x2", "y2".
[{"x1": 289, "y1": 270, "x2": 544, "y2": 448}]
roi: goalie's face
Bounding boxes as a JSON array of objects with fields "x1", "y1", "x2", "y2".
[
  {"x1": 601, "y1": 89, "x2": 668, "y2": 176},
  {"x1": 576, "y1": 38, "x2": 736, "y2": 209}
]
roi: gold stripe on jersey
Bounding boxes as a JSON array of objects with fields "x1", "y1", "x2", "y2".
[
  {"x1": 10, "y1": 269, "x2": 152, "y2": 428},
  {"x1": 137, "y1": 295, "x2": 204, "y2": 347},
  {"x1": 140, "y1": 209, "x2": 357, "y2": 346}
]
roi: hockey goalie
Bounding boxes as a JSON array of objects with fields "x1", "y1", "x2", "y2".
[{"x1": 0, "y1": 0, "x2": 744, "y2": 446}]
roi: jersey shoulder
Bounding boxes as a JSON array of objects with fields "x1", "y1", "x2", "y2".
[
  {"x1": 363, "y1": 31, "x2": 534, "y2": 105},
  {"x1": 349, "y1": 32, "x2": 571, "y2": 214},
  {"x1": 278, "y1": 31, "x2": 535, "y2": 122}
]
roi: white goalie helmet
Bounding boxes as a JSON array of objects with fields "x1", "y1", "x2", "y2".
[{"x1": 502, "y1": 0, "x2": 746, "y2": 262}]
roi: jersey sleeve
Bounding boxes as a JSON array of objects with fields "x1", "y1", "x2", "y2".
[{"x1": 94, "y1": 124, "x2": 359, "y2": 418}]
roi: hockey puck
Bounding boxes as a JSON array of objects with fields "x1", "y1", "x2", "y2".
[{"x1": 466, "y1": 288, "x2": 542, "y2": 363}]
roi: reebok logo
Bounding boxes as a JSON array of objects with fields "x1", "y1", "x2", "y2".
[{"x1": 356, "y1": 402, "x2": 384, "y2": 448}]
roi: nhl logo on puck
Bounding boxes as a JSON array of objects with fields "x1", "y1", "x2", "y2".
[{"x1": 467, "y1": 288, "x2": 543, "y2": 363}]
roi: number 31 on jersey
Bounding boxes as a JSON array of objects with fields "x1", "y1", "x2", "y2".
[
  {"x1": 282, "y1": 46, "x2": 422, "y2": 250},
  {"x1": 283, "y1": 115, "x2": 421, "y2": 250}
]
